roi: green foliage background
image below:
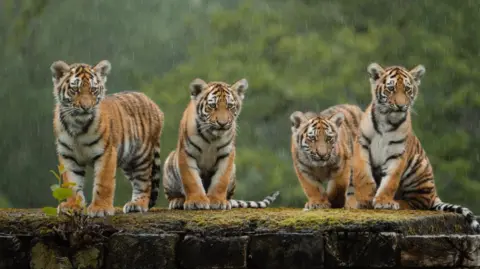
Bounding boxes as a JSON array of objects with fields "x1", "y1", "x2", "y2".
[{"x1": 1, "y1": 0, "x2": 479, "y2": 211}]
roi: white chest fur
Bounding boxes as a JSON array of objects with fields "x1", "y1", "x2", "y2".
[
  {"x1": 368, "y1": 132, "x2": 405, "y2": 167},
  {"x1": 188, "y1": 134, "x2": 233, "y2": 171},
  {"x1": 56, "y1": 115, "x2": 105, "y2": 166},
  {"x1": 361, "y1": 111, "x2": 406, "y2": 168}
]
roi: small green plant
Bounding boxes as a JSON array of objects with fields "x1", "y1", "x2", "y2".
[{"x1": 42, "y1": 164, "x2": 79, "y2": 216}]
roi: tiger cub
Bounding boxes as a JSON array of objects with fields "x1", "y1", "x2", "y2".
[
  {"x1": 290, "y1": 104, "x2": 363, "y2": 210},
  {"x1": 51, "y1": 60, "x2": 164, "y2": 217},
  {"x1": 353, "y1": 62, "x2": 479, "y2": 233},
  {"x1": 163, "y1": 78, "x2": 279, "y2": 210}
]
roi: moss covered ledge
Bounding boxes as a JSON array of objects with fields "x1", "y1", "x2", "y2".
[
  {"x1": 0, "y1": 208, "x2": 479, "y2": 269},
  {"x1": 0, "y1": 207, "x2": 474, "y2": 236}
]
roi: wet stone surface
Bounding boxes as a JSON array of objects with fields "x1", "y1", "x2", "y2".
[
  {"x1": 0, "y1": 235, "x2": 30, "y2": 269},
  {"x1": 400, "y1": 235, "x2": 480, "y2": 268},
  {"x1": 177, "y1": 235, "x2": 249, "y2": 269},
  {"x1": 0, "y1": 209, "x2": 478, "y2": 268},
  {"x1": 248, "y1": 233, "x2": 324, "y2": 269},
  {"x1": 106, "y1": 233, "x2": 178, "y2": 269},
  {"x1": 324, "y1": 231, "x2": 398, "y2": 268}
]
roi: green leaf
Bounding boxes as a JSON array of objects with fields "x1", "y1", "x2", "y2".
[
  {"x1": 50, "y1": 184, "x2": 60, "y2": 192},
  {"x1": 42, "y1": 207, "x2": 57, "y2": 216},
  {"x1": 52, "y1": 187, "x2": 73, "y2": 201},
  {"x1": 49, "y1": 170, "x2": 60, "y2": 182}
]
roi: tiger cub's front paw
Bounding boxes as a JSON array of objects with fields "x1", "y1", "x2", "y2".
[
  {"x1": 168, "y1": 198, "x2": 185, "y2": 210},
  {"x1": 184, "y1": 195, "x2": 210, "y2": 210},
  {"x1": 373, "y1": 198, "x2": 400, "y2": 210},
  {"x1": 209, "y1": 197, "x2": 231, "y2": 210},
  {"x1": 87, "y1": 203, "x2": 115, "y2": 217},
  {"x1": 123, "y1": 199, "x2": 149, "y2": 214},
  {"x1": 303, "y1": 199, "x2": 331, "y2": 211}
]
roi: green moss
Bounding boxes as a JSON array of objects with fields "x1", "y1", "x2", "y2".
[
  {"x1": 30, "y1": 241, "x2": 72, "y2": 269},
  {"x1": 110, "y1": 207, "x2": 452, "y2": 233},
  {"x1": 72, "y1": 247, "x2": 102, "y2": 269},
  {"x1": 0, "y1": 207, "x2": 462, "y2": 235}
]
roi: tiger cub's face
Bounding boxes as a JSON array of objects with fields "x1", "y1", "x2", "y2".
[
  {"x1": 290, "y1": 111, "x2": 344, "y2": 167},
  {"x1": 367, "y1": 62, "x2": 425, "y2": 114},
  {"x1": 50, "y1": 60, "x2": 111, "y2": 115},
  {"x1": 190, "y1": 78, "x2": 248, "y2": 137}
]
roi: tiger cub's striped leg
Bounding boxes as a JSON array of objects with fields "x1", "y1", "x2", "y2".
[
  {"x1": 178, "y1": 150, "x2": 210, "y2": 210},
  {"x1": 163, "y1": 151, "x2": 186, "y2": 210},
  {"x1": 373, "y1": 156, "x2": 407, "y2": 210},
  {"x1": 57, "y1": 156, "x2": 87, "y2": 214},
  {"x1": 352, "y1": 142, "x2": 377, "y2": 209},
  {"x1": 123, "y1": 145, "x2": 155, "y2": 213},
  {"x1": 294, "y1": 165, "x2": 330, "y2": 210},
  {"x1": 327, "y1": 165, "x2": 351, "y2": 209},
  {"x1": 207, "y1": 153, "x2": 235, "y2": 210},
  {"x1": 87, "y1": 147, "x2": 117, "y2": 217}
]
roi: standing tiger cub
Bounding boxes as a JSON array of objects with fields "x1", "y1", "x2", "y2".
[
  {"x1": 353, "y1": 62, "x2": 479, "y2": 233},
  {"x1": 51, "y1": 60, "x2": 164, "y2": 217},
  {"x1": 163, "y1": 78, "x2": 279, "y2": 210},
  {"x1": 290, "y1": 104, "x2": 363, "y2": 210}
]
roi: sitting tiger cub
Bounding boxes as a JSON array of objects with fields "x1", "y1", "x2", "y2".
[
  {"x1": 290, "y1": 104, "x2": 363, "y2": 210},
  {"x1": 51, "y1": 60, "x2": 164, "y2": 217},
  {"x1": 162, "y1": 78, "x2": 279, "y2": 210},
  {"x1": 353, "y1": 62, "x2": 479, "y2": 233}
]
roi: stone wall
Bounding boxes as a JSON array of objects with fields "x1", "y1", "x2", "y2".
[{"x1": 0, "y1": 208, "x2": 478, "y2": 269}]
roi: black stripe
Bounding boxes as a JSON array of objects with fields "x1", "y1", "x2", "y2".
[
  {"x1": 154, "y1": 150, "x2": 160, "y2": 159},
  {"x1": 387, "y1": 116, "x2": 406, "y2": 132},
  {"x1": 195, "y1": 119, "x2": 210, "y2": 143},
  {"x1": 81, "y1": 112, "x2": 95, "y2": 134},
  {"x1": 60, "y1": 154, "x2": 81, "y2": 166},
  {"x1": 402, "y1": 157, "x2": 422, "y2": 181},
  {"x1": 370, "y1": 104, "x2": 381, "y2": 134},
  {"x1": 407, "y1": 198, "x2": 425, "y2": 209},
  {"x1": 388, "y1": 137, "x2": 406, "y2": 145},
  {"x1": 72, "y1": 170, "x2": 86, "y2": 177},
  {"x1": 361, "y1": 133, "x2": 371, "y2": 144},
  {"x1": 187, "y1": 137, "x2": 203, "y2": 153},
  {"x1": 92, "y1": 153, "x2": 103, "y2": 163},
  {"x1": 402, "y1": 187, "x2": 434, "y2": 195},
  {"x1": 130, "y1": 145, "x2": 150, "y2": 165},
  {"x1": 58, "y1": 140, "x2": 73, "y2": 151},
  {"x1": 403, "y1": 176, "x2": 432, "y2": 189},
  {"x1": 184, "y1": 149, "x2": 198, "y2": 161},
  {"x1": 217, "y1": 137, "x2": 232, "y2": 151},
  {"x1": 383, "y1": 153, "x2": 403, "y2": 164},
  {"x1": 213, "y1": 153, "x2": 230, "y2": 168},
  {"x1": 297, "y1": 157, "x2": 311, "y2": 169},
  {"x1": 59, "y1": 111, "x2": 73, "y2": 136},
  {"x1": 84, "y1": 133, "x2": 103, "y2": 147},
  {"x1": 132, "y1": 147, "x2": 152, "y2": 168}
]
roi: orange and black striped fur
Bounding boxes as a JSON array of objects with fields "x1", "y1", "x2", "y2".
[
  {"x1": 163, "y1": 78, "x2": 279, "y2": 210},
  {"x1": 353, "y1": 62, "x2": 479, "y2": 233},
  {"x1": 290, "y1": 104, "x2": 363, "y2": 210},
  {"x1": 51, "y1": 60, "x2": 164, "y2": 217}
]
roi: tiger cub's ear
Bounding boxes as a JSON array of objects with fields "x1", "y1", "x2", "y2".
[
  {"x1": 409, "y1": 64, "x2": 426, "y2": 86},
  {"x1": 189, "y1": 78, "x2": 207, "y2": 100},
  {"x1": 232, "y1": 78, "x2": 248, "y2": 100},
  {"x1": 329, "y1": 112, "x2": 345, "y2": 128},
  {"x1": 290, "y1": 111, "x2": 306, "y2": 132},
  {"x1": 50, "y1": 61, "x2": 70, "y2": 84},
  {"x1": 93, "y1": 60, "x2": 112, "y2": 82},
  {"x1": 367, "y1": 62, "x2": 385, "y2": 84}
]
